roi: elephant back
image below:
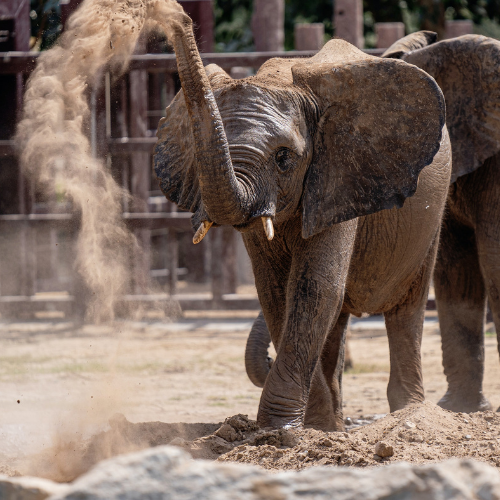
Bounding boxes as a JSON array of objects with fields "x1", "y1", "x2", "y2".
[{"x1": 385, "y1": 33, "x2": 500, "y2": 184}]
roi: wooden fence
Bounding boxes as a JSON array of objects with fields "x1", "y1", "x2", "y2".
[{"x1": 0, "y1": 48, "x2": 384, "y2": 318}]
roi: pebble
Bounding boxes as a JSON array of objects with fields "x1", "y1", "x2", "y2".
[
  {"x1": 345, "y1": 417, "x2": 353, "y2": 426},
  {"x1": 404, "y1": 421, "x2": 415, "y2": 429},
  {"x1": 375, "y1": 441, "x2": 394, "y2": 458},
  {"x1": 465, "y1": 435, "x2": 472, "y2": 440}
]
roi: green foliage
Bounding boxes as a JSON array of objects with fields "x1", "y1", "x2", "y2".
[
  {"x1": 26, "y1": 0, "x2": 500, "y2": 53},
  {"x1": 214, "y1": 0, "x2": 500, "y2": 51},
  {"x1": 215, "y1": 0, "x2": 254, "y2": 51},
  {"x1": 30, "y1": 0, "x2": 61, "y2": 50}
]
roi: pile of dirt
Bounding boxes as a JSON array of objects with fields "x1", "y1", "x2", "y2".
[
  {"x1": 218, "y1": 401, "x2": 500, "y2": 470},
  {"x1": 7, "y1": 401, "x2": 500, "y2": 482}
]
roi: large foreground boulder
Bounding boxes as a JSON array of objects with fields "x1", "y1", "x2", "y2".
[{"x1": 2, "y1": 446, "x2": 500, "y2": 499}]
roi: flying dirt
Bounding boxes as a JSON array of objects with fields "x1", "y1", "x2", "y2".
[{"x1": 14, "y1": 0, "x2": 184, "y2": 321}]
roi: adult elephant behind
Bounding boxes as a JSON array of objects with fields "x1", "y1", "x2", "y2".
[
  {"x1": 383, "y1": 33, "x2": 500, "y2": 413},
  {"x1": 154, "y1": 12, "x2": 450, "y2": 430}
]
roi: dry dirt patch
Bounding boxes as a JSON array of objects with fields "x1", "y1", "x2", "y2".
[
  {"x1": 12, "y1": 401, "x2": 500, "y2": 482},
  {"x1": 1, "y1": 318, "x2": 500, "y2": 482}
]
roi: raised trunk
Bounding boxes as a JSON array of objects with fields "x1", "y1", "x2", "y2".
[
  {"x1": 245, "y1": 311, "x2": 273, "y2": 388},
  {"x1": 170, "y1": 15, "x2": 250, "y2": 226}
]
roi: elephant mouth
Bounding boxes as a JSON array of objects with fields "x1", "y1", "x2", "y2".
[{"x1": 233, "y1": 215, "x2": 275, "y2": 240}]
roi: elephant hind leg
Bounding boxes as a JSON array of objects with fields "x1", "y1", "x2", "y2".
[
  {"x1": 435, "y1": 215, "x2": 490, "y2": 413},
  {"x1": 384, "y1": 236, "x2": 439, "y2": 412},
  {"x1": 304, "y1": 312, "x2": 350, "y2": 431}
]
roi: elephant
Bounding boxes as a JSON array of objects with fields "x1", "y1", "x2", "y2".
[
  {"x1": 154, "y1": 12, "x2": 451, "y2": 430},
  {"x1": 381, "y1": 32, "x2": 500, "y2": 413}
]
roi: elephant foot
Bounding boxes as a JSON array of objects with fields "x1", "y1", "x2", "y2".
[
  {"x1": 388, "y1": 394, "x2": 425, "y2": 413},
  {"x1": 256, "y1": 410, "x2": 304, "y2": 430},
  {"x1": 304, "y1": 411, "x2": 344, "y2": 432},
  {"x1": 438, "y1": 391, "x2": 492, "y2": 413}
]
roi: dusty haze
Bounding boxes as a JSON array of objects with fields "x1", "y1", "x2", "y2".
[
  {"x1": 15, "y1": 0, "x2": 184, "y2": 321},
  {"x1": 10, "y1": 0, "x2": 188, "y2": 478}
]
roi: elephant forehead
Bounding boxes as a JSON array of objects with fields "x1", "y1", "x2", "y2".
[{"x1": 215, "y1": 85, "x2": 307, "y2": 156}]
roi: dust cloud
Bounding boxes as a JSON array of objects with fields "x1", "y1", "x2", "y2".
[
  {"x1": 10, "y1": 0, "x2": 187, "y2": 480},
  {"x1": 15, "y1": 0, "x2": 184, "y2": 322}
]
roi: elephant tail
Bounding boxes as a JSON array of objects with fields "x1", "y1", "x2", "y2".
[{"x1": 245, "y1": 311, "x2": 273, "y2": 388}]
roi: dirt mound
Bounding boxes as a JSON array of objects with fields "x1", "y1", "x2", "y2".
[
  {"x1": 8, "y1": 402, "x2": 500, "y2": 482},
  {"x1": 217, "y1": 402, "x2": 500, "y2": 470}
]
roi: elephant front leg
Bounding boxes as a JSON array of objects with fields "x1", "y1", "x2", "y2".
[
  {"x1": 304, "y1": 312, "x2": 350, "y2": 431},
  {"x1": 256, "y1": 222, "x2": 356, "y2": 429},
  {"x1": 384, "y1": 236, "x2": 439, "y2": 412}
]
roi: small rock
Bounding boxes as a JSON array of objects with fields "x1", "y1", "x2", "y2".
[
  {"x1": 375, "y1": 441, "x2": 394, "y2": 458},
  {"x1": 344, "y1": 417, "x2": 353, "y2": 426},
  {"x1": 319, "y1": 438, "x2": 333, "y2": 448},
  {"x1": 225, "y1": 414, "x2": 258, "y2": 432},
  {"x1": 484, "y1": 414, "x2": 495, "y2": 422},
  {"x1": 404, "y1": 421, "x2": 415, "y2": 429},
  {"x1": 215, "y1": 423, "x2": 238, "y2": 442},
  {"x1": 465, "y1": 435, "x2": 472, "y2": 440},
  {"x1": 463, "y1": 419, "x2": 469, "y2": 424}
]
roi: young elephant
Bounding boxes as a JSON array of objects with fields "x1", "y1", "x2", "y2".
[
  {"x1": 154, "y1": 13, "x2": 450, "y2": 429},
  {"x1": 383, "y1": 33, "x2": 500, "y2": 412}
]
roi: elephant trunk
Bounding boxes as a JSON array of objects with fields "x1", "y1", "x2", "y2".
[
  {"x1": 170, "y1": 16, "x2": 250, "y2": 226},
  {"x1": 245, "y1": 311, "x2": 273, "y2": 388}
]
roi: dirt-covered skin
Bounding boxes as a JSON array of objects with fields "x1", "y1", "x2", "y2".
[
  {"x1": 155, "y1": 14, "x2": 449, "y2": 431},
  {"x1": 383, "y1": 33, "x2": 500, "y2": 413}
]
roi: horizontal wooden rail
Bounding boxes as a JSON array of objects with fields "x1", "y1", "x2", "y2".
[
  {"x1": 0, "y1": 212, "x2": 192, "y2": 230},
  {"x1": 0, "y1": 48, "x2": 385, "y2": 74}
]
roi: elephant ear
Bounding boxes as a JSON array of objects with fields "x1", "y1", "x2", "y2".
[
  {"x1": 402, "y1": 35, "x2": 500, "y2": 183},
  {"x1": 292, "y1": 39, "x2": 445, "y2": 239},
  {"x1": 382, "y1": 31, "x2": 437, "y2": 59},
  {"x1": 153, "y1": 64, "x2": 232, "y2": 226}
]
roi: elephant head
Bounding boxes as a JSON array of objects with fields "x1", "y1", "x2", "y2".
[
  {"x1": 154, "y1": 14, "x2": 445, "y2": 243},
  {"x1": 383, "y1": 32, "x2": 500, "y2": 183}
]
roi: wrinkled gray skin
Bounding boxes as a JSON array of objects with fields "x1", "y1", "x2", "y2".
[
  {"x1": 382, "y1": 33, "x2": 500, "y2": 413},
  {"x1": 154, "y1": 13, "x2": 450, "y2": 430}
]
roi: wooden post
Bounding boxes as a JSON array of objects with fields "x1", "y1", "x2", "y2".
[
  {"x1": 129, "y1": 68, "x2": 151, "y2": 294},
  {"x1": 168, "y1": 229, "x2": 179, "y2": 296},
  {"x1": 179, "y1": 0, "x2": 214, "y2": 52},
  {"x1": 445, "y1": 20, "x2": 473, "y2": 39},
  {"x1": 230, "y1": 67, "x2": 251, "y2": 79},
  {"x1": 211, "y1": 230, "x2": 224, "y2": 307},
  {"x1": 0, "y1": 0, "x2": 32, "y2": 299},
  {"x1": 418, "y1": 0, "x2": 445, "y2": 39},
  {"x1": 222, "y1": 227, "x2": 237, "y2": 294},
  {"x1": 294, "y1": 23, "x2": 324, "y2": 51},
  {"x1": 333, "y1": 0, "x2": 364, "y2": 48},
  {"x1": 252, "y1": 0, "x2": 285, "y2": 51},
  {"x1": 375, "y1": 22, "x2": 405, "y2": 49}
]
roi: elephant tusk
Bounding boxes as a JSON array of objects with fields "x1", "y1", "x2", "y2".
[
  {"x1": 193, "y1": 221, "x2": 213, "y2": 244},
  {"x1": 262, "y1": 217, "x2": 274, "y2": 241}
]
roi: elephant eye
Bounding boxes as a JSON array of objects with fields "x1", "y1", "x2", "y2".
[{"x1": 275, "y1": 147, "x2": 294, "y2": 173}]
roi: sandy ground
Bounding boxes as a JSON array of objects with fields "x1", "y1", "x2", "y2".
[{"x1": 1, "y1": 313, "x2": 500, "y2": 479}]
